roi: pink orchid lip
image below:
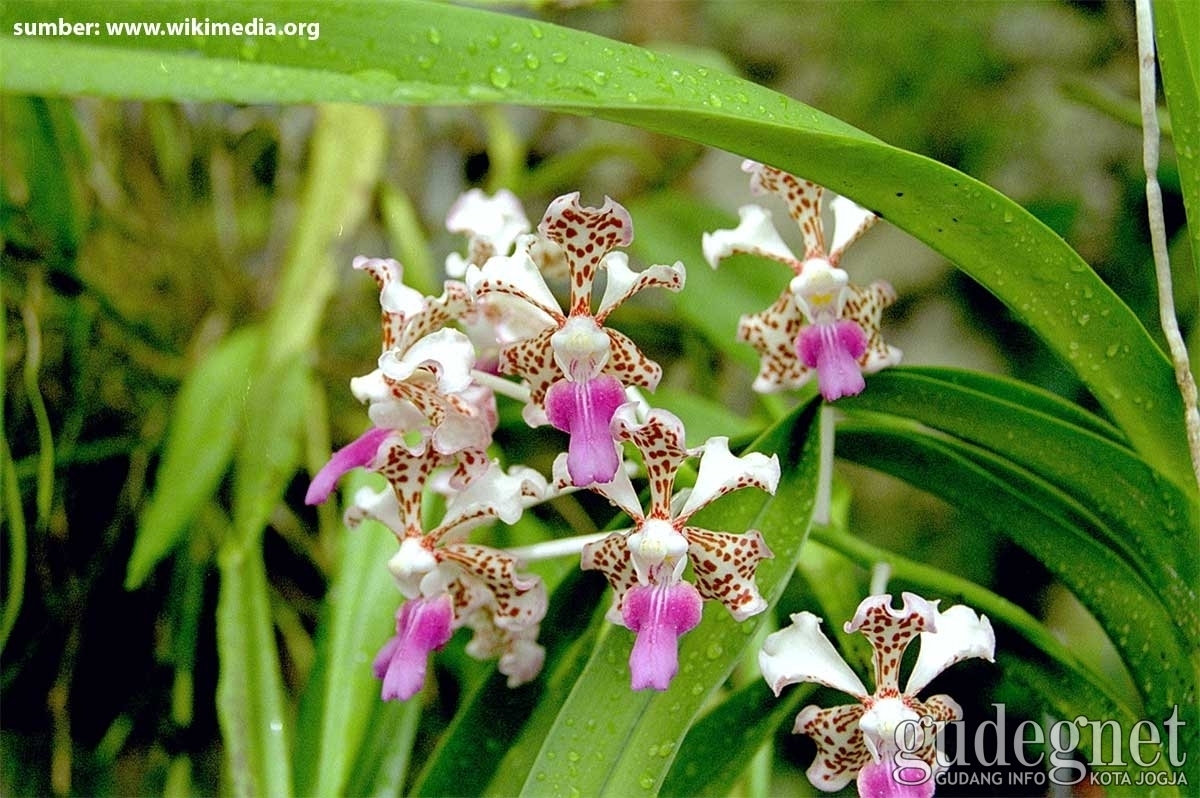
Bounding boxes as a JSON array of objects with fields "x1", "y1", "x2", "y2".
[
  {"x1": 373, "y1": 594, "x2": 455, "y2": 702},
  {"x1": 545, "y1": 374, "x2": 626, "y2": 486},
  {"x1": 857, "y1": 757, "x2": 936, "y2": 798},
  {"x1": 622, "y1": 581, "x2": 703, "y2": 691},
  {"x1": 797, "y1": 319, "x2": 868, "y2": 401},
  {"x1": 305, "y1": 426, "x2": 392, "y2": 505}
]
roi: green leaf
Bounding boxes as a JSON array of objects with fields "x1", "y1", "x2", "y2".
[
  {"x1": 842, "y1": 367, "x2": 1199, "y2": 642},
  {"x1": 1001, "y1": 655, "x2": 1180, "y2": 797},
  {"x1": 806, "y1": 526, "x2": 1135, "y2": 725},
  {"x1": 126, "y1": 326, "x2": 261, "y2": 589},
  {"x1": 0, "y1": 0, "x2": 1188, "y2": 483},
  {"x1": 412, "y1": 568, "x2": 607, "y2": 797},
  {"x1": 1, "y1": 96, "x2": 86, "y2": 265},
  {"x1": 1155, "y1": 0, "x2": 1200, "y2": 285},
  {"x1": 293, "y1": 475, "x2": 408, "y2": 797},
  {"x1": 264, "y1": 103, "x2": 386, "y2": 367},
  {"x1": 836, "y1": 422, "x2": 1198, "y2": 783},
  {"x1": 661, "y1": 680, "x2": 816, "y2": 798},
  {"x1": 517, "y1": 399, "x2": 822, "y2": 797},
  {"x1": 229, "y1": 355, "x2": 308, "y2": 549},
  {"x1": 216, "y1": 546, "x2": 292, "y2": 798}
]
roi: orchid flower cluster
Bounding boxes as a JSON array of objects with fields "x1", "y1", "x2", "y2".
[{"x1": 306, "y1": 163, "x2": 995, "y2": 796}]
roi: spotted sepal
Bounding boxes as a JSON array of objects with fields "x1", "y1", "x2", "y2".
[
  {"x1": 537, "y1": 192, "x2": 634, "y2": 317},
  {"x1": 683, "y1": 527, "x2": 773, "y2": 621}
]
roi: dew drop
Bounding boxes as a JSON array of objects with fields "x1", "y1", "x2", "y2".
[
  {"x1": 529, "y1": 23, "x2": 544, "y2": 39},
  {"x1": 489, "y1": 65, "x2": 512, "y2": 88},
  {"x1": 568, "y1": 750, "x2": 581, "y2": 762},
  {"x1": 1106, "y1": 343, "x2": 1120, "y2": 357},
  {"x1": 591, "y1": 70, "x2": 609, "y2": 85},
  {"x1": 525, "y1": 53, "x2": 541, "y2": 70},
  {"x1": 426, "y1": 27, "x2": 441, "y2": 45},
  {"x1": 551, "y1": 51, "x2": 568, "y2": 64},
  {"x1": 708, "y1": 93, "x2": 723, "y2": 108},
  {"x1": 705, "y1": 642, "x2": 723, "y2": 660},
  {"x1": 639, "y1": 773, "x2": 655, "y2": 790},
  {"x1": 1003, "y1": 209, "x2": 1014, "y2": 223}
]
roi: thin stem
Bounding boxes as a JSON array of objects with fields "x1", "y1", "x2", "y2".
[
  {"x1": 1135, "y1": 0, "x2": 1200, "y2": 491},
  {"x1": 869, "y1": 561, "x2": 891, "y2": 597},
  {"x1": 507, "y1": 531, "x2": 613, "y2": 563},
  {"x1": 470, "y1": 369, "x2": 532, "y2": 404}
]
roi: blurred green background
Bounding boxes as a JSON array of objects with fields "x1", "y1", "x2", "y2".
[{"x1": 2, "y1": 1, "x2": 1193, "y2": 795}]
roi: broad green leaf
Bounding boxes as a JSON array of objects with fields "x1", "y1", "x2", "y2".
[
  {"x1": 842, "y1": 368, "x2": 1199, "y2": 642},
  {"x1": 216, "y1": 546, "x2": 292, "y2": 798},
  {"x1": 1002, "y1": 655, "x2": 1180, "y2": 796},
  {"x1": 1155, "y1": 0, "x2": 1200, "y2": 285},
  {"x1": 233, "y1": 102, "x2": 384, "y2": 548},
  {"x1": 264, "y1": 103, "x2": 386, "y2": 368},
  {"x1": 661, "y1": 681, "x2": 816, "y2": 798},
  {"x1": 126, "y1": 326, "x2": 261, "y2": 588},
  {"x1": 806, "y1": 526, "x2": 1134, "y2": 724},
  {"x1": 293, "y1": 475, "x2": 406, "y2": 798},
  {"x1": 342, "y1": 690, "x2": 423, "y2": 798},
  {"x1": 229, "y1": 355, "x2": 308, "y2": 549},
  {"x1": 518, "y1": 399, "x2": 822, "y2": 797},
  {"x1": 0, "y1": 0, "x2": 1189, "y2": 485},
  {"x1": 836, "y1": 422, "x2": 1198, "y2": 784},
  {"x1": 412, "y1": 568, "x2": 607, "y2": 797}
]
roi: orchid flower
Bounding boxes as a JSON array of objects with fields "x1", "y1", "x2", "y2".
[
  {"x1": 703, "y1": 161, "x2": 901, "y2": 399},
  {"x1": 345, "y1": 434, "x2": 550, "y2": 700},
  {"x1": 444, "y1": 188, "x2": 532, "y2": 279},
  {"x1": 759, "y1": 593, "x2": 996, "y2": 795},
  {"x1": 305, "y1": 256, "x2": 492, "y2": 506},
  {"x1": 442, "y1": 190, "x2": 558, "y2": 373},
  {"x1": 466, "y1": 193, "x2": 686, "y2": 486},
  {"x1": 578, "y1": 405, "x2": 779, "y2": 690}
]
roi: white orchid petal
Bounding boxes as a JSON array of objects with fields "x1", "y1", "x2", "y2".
[
  {"x1": 466, "y1": 236, "x2": 562, "y2": 320},
  {"x1": 575, "y1": 451, "x2": 643, "y2": 521},
  {"x1": 678, "y1": 437, "x2": 780, "y2": 520},
  {"x1": 759, "y1": 612, "x2": 868, "y2": 698},
  {"x1": 343, "y1": 484, "x2": 405, "y2": 536},
  {"x1": 596, "y1": 251, "x2": 686, "y2": 319},
  {"x1": 905, "y1": 604, "x2": 996, "y2": 696},
  {"x1": 379, "y1": 328, "x2": 476, "y2": 394},
  {"x1": 446, "y1": 188, "x2": 530, "y2": 251},
  {"x1": 827, "y1": 195, "x2": 877, "y2": 262},
  {"x1": 702, "y1": 205, "x2": 797, "y2": 268},
  {"x1": 439, "y1": 461, "x2": 547, "y2": 533}
]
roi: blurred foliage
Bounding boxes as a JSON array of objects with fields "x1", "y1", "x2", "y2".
[{"x1": 1, "y1": 1, "x2": 1195, "y2": 796}]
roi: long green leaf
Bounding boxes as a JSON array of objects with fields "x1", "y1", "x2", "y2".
[
  {"x1": 0, "y1": 0, "x2": 1188, "y2": 485},
  {"x1": 836, "y1": 423, "x2": 1198, "y2": 784},
  {"x1": 293, "y1": 475, "x2": 407, "y2": 797},
  {"x1": 413, "y1": 568, "x2": 606, "y2": 797},
  {"x1": 518, "y1": 399, "x2": 822, "y2": 797},
  {"x1": 1155, "y1": 0, "x2": 1200, "y2": 285},
  {"x1": 126, "y1": 326, "x2": 261, "y2": 588},
  {"x1": 216, "y1": 546, "x2": 292, "y2": 798},
  {"x1": 661, "y1": 681, "x2": 816, "y2": 798},
  {"x1": 841, "y1": 367, "x2": 1199, "y2": 642}
]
